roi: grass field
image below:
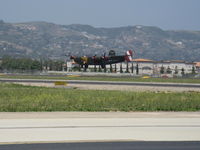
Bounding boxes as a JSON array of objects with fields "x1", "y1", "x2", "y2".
[
  {"x1": 1, "y1": 74, "x2": 200, "y2": 84},
  {"x1": 0, "y1": 82, "x2": 200, "y2": 112}
]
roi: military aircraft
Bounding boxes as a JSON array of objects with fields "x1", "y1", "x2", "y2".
[{"x1": 70, "y1": 50, "x2": 133, "y2": 69}]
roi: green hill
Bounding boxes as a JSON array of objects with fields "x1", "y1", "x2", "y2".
[{"x1": 0, "y1": 20, "x2": 200, "y2": 61}]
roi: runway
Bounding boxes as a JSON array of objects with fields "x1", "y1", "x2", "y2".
[
  {"x1": 0, "y1": 112, "x2": 200, "y2": 144},
  {"x1": 1, "y1": 78, "x2": 200, "y2": 88},
  {"x1": 1, "y1": 141, "x2": 200, "y2": 150}
]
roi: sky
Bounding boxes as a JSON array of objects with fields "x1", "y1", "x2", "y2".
[{"x1": 0, "y1": 0, "x2": 200, "y2": 30}]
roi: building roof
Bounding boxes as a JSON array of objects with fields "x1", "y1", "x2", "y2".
[
  {"x1": 132, "y1": 58, "x2": 154, "y2": 62},
  {"x1": 131, "y1": 59, "x2": 195, "y2": 65},
  {"x1": 158, "y1": 60, "x2": 185, "y2": 63},
  {"x1": 195, "y1": 62, "x2": 200, "y2": 67},
  {"x1": 169, "y1": 60, "x2": 185, "y2": 63}
]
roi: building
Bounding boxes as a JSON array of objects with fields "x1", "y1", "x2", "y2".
[
  {"x1": 116, "y1": 59, "x2": 196, "y2": 76},
  {"x1": 195, "y1": 62, "x2": 200, "y2": 73},
  {"x1": 67, "y1": 58, "x2": 197, "y2": 77}
]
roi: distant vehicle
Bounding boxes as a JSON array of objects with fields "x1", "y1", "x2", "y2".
[{"x1": 70, "y1": 50, "x2": 133, "y2": 70}]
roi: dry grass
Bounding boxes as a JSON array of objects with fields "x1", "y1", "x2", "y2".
[{"x1": 0, "y1": 83, "x2": 200, "y2": 112}]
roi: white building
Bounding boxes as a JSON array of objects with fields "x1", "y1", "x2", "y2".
[
  {"x1": 195, "y1": 62, "x2": 200, "y2": 73},
  {"x1": 67, "y1": 58, "x2": 196, "y2": 77}
]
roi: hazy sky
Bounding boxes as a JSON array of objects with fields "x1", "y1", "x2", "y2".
[{"x1": 0, "y1": 0, "x2": 200, "y2": 30}]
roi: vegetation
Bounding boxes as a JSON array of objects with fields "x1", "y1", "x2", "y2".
[
  {"x1": 192, "y1": 66, "x2": 196, "y2": 74},
  {"x1": 0, "y1": 56, "x2": 65, "y2": 71},
  {"x1": 1, "y1": 21, "x2": 200, "y2": 61},
  {"x1": 160, "y1": 66, "x2": 165, "y2": 74},
  {"x1": 0, "y1": 83, "x2": 200, "y2": 112},
  {"x1": 175, "y1": 66, "x2": 178, "y2": 74},
  {"x1": 181, "y1": 68, "x2": 185, "y2": 76},
  {"x1": 166, "y1": 66, "x2": 172, "y2": 74}
]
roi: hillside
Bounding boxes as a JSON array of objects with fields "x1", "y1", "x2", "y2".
[{"x1": 0, "y1": 20, "x2": 200, "y2": 61}]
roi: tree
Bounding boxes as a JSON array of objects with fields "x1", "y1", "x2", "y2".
[
  {"x1": 110, "y1": 64, "x2": 113, "y2": 73},
  {"x1": 166, "y1": 66, "x2": 172, "y2": 74},
  {"x1": 31, "y1": 60, "x2": 41, "y2": 70},
  {"x1": 1, "y1": 56, "x2": 42, "y2": 71},
  {"x1": 98, "y1": 65, "x2": 102, "y2": 72},
  {"x1": 126, "y1": 62, "x2": 129, "y2": 73},
  {"x1": 120, "y1": 63, "x2": 123, "y2": 73},
  {"x1": 131, "y1": 62, "x2": 134, "y2": 73},
  {"x1": 192, "y1": 66, "x2": 196, "y2": 74},
  {"x1": 160, "y1": 66, "x2": 165, "y2": 74},
  {"x1": 174, "y1": 66, "x2": 178, "y2": 74},
  {"x1": 104, "y1": 66, "x2": 107, "y2": 73},
  {"x1": 114, "y1": 64, "x2": 117, "y2": 72},
  {"x1": 136, "y1": 63, "x2": 139, "y2": 75},
  {"x1": 94, "y1": 65, "x2": 97, "y2": 72},
  {"x1": 181, "y1": 68, "x2": 185, "y2": 76},
  {"x1": 79, "y1": 65, "x2": 81, "y2": 72}
]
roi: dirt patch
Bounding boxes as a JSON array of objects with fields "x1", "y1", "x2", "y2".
[
  {"x1": 69, "y1": 84, "x2": 200, "y2": 92},
  {"x1": 14, "y1": 82, "x2": 200, "y2": 92}
]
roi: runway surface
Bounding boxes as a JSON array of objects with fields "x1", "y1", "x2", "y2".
[
  {"x1": 1, "y1": 78, "x2": 200, "y2": 88},
  {"x1": 1, "y1": 141, "x2": 200, "y2": 150},
  {"x1": 0, "y1": 112, "x2": 200, "y2": 144}
]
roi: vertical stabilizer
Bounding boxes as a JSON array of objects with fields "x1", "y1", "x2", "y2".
[{"x1": 125, "y1": 50, "x2": 133, "y2": 62}]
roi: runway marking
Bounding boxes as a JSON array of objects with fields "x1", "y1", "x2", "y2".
[{"x1": 1, "y1": 125, "x2": 200, "y2": 129}]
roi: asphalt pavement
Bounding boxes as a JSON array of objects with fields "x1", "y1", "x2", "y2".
[
  {"x1": 1, "y1": 141, "x2": 200, "y2": 150},
  {"x1": 1, "y1": 78, "x2": 200, "y2": 88}
]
